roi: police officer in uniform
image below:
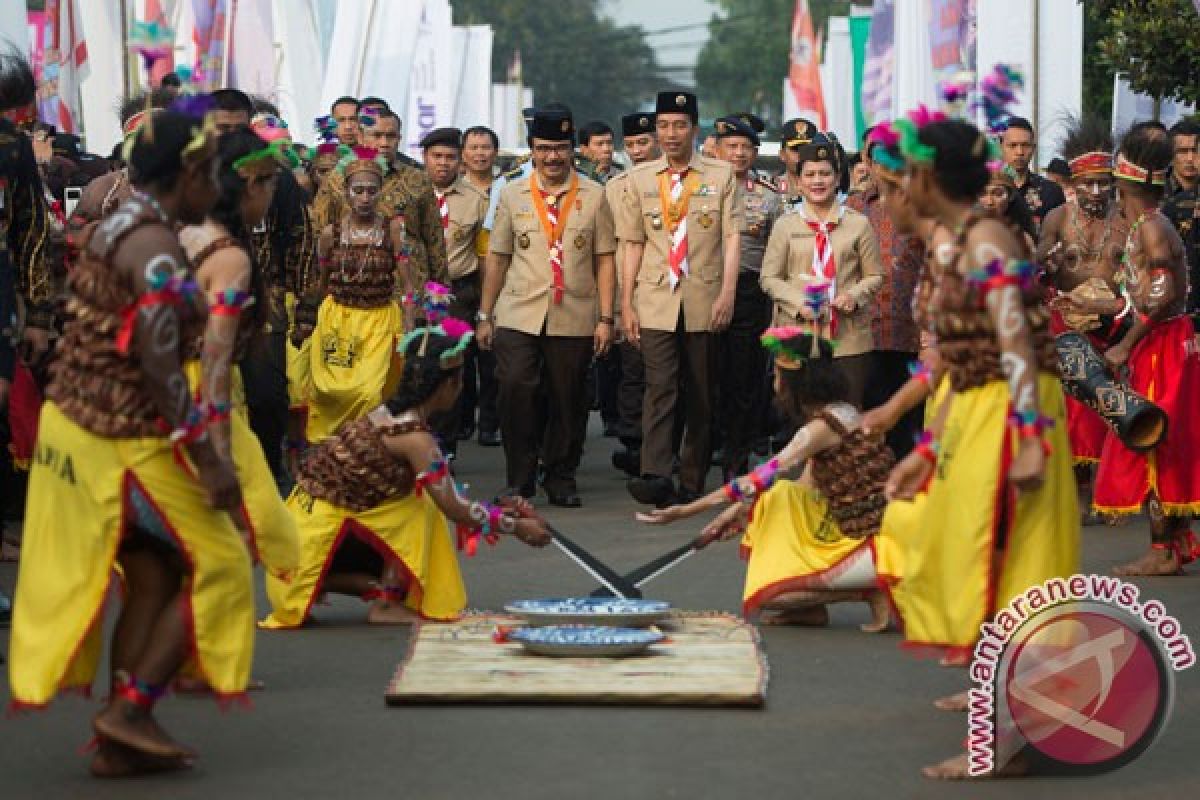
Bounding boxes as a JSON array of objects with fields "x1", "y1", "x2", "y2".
[
  {"x1": 619, "y1": 91, "x2": 741, "y2": 507},
  {"x1": 477, "y1": 110, "x2": 617, "y2": 507},
  {"x1": 713, "y1": 114, "x2": 781, "y2": 479}
]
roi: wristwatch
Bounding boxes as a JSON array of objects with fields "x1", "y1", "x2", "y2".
[{"x1": 475, "y1": 311, "x2": 492, "y2": 323}]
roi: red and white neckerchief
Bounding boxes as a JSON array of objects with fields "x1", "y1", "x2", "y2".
[
  {"x1": 803, "y1": 204, "x2": 846, "y2": 334},
  {"x1": 530, "y1": 171, "x2": 581, "y2": 305},
  {"x1": 435, "y1": 189, "x2": 449, "y2": 231},
  {"x1": 667, "y1": 169, "x2": 690, "y2": 290}
]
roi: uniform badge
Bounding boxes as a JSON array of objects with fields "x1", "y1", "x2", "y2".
[
  {"x1": 574, "y1": 234, "x2": 587, "y2": 250},
  {"x1": 517, "y1": 232, "x2": 531, "y2": 249},
  {"x1": 650, "y1": 213, "x2": 663, "y2": 230},
  {"x1": 699, "y1": 212, "x2": 714, "y2": 229},
  {"x1": 546, "y1": 194, "x2": 558, "y2": 207},
  {"x1": 675, "y1": 94, "x2": 687, "y2": 107},
  {"x1": 453, "y1": 227, "x2": 468, "y2": 242}
]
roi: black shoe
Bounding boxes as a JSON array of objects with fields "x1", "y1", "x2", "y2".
[
  {"x1": 457, "y1": 422, "x2": 476, "y2": 440},
  {"x1": 478, "y1": 429, "x2": 502, "y2": 447},
  {"x1": 710, "y1": 447, "x2": 725, "y2": 467},
  {"x1": 628, "y1": 475, "x2": 675, "y2": 507},
  {"x1": 611, "y1": 448, "x2": 640, "y2": 477},
  {"x1": 544, "y1": 487, "x2": 583, "y2": 508}
]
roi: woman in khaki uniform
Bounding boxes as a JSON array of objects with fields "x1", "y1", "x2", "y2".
[{"x1": 760, "y1": 133, "x2": 882, "y2": 406}]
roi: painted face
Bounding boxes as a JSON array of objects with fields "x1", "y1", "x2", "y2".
[
  {"x1": 979, "y1": 180, "x2": 1011, "y2": 216},
  {"x1": 347, "y1": 172, "x2": 382, "y2": 216},
  {"x1": 1072, "y1": 174, "x2": 1113, "y2": 217}
]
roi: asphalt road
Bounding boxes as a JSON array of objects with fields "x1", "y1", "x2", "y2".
[{"x1": 2, "y1": 422, "x2": 1198, "y2": 799}]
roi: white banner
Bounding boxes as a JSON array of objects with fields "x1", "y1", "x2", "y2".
[
  {"x1": 404, "y1": 0, "x2": 453, "y2": 158},
  {"x1": 272, "y1": 0, "x2": 325, "y2": 135},
  {"x1": 491, "y1": 83, "x2": 534, "y2": 151},
  {"x1": 76, "y1": 0, "x2": 124, "y2": 157},
  {"x1": 449, "y1": 24, "x2": 493, "y2": 131},
  {"x1": 321, "y1": 0, "x2": 422, "y2": 120},
  {"x1": 819, "y1": 17, "x2": 856, "y2": 147},
  {"x1": 229, "y1": 0, "x2": 275, "y2": 98}
]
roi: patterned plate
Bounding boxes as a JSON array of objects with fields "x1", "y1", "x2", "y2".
[
  {"x1": 508, "y1": 625, "x2": 665, "y2": 657},
  {"x1": 504, "y1": 597, "x2": 673, "y2": 627}
]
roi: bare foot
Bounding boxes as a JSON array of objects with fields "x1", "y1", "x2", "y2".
[
  {"x1": 933, "y1": 689, "x2": 969, "y2": 712},
  {"x1": 1113, "y1": 547, "x2": 1182, "y2": 577},
  {"x1": 759, "y1": 605, "x2": 830, "y2": 627},
  {"x1": 93, "y1": 700, "x2": 194, "y2": 760},
  {"x1": 366, "y1": 602, "x2": 420, "y2": 625},
  {"x1": 860, "y1": 590, "x2": 890, "y2": 633},
  {"x1": 922, "y1": 750, "x2": 1029, "y2": 780},
  {"x1": 90, "y1": 738, "x2": 194, "y2": 779}
]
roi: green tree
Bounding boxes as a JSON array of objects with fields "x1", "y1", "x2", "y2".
[
  {"x1": 452, "y1": 0, "x2": 662, "y2": 129},
  {"x1": 694, "y1": 0, "x2": 852, "y2": 129},
  {"x1": 1082, "y1": 0, "x2": 1200, "y2": 118}
]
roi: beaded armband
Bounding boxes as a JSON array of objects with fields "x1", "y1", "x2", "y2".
[
  {"x1": 965, "y1": 258, "x2": 1036, "y2": 302},
  {"x1": 456, "y1": 501, "x2": 515, "y2": 556},
  {"x1": 907, "y1": 360, "x2": 934, "y2": 387},
  {"x1": 1008, "y1": 410, "x2": 1055, "y2": 455},
  {"x1": 116, "y1": 674, "x2": 167, "y2": 710},
  {"x1": 208, "y1": 288, "x2": 255, "y2": 317},
  {"x1": 722, "y1": 458, "x2": 780, "y2": 504},
  {"x1": 115, "y1": 270, "x2": 201, "y2": 355},
  {"x1": 413, "y1": 458, "x2": 450, "y2": 496},
  {"x1": 913, "y1": 430, "x2": 939, "y2": 464}
]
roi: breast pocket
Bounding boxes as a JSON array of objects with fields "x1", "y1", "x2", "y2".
[{"x1": 562, "y1": 226, "x2": 597, "y2": 296}]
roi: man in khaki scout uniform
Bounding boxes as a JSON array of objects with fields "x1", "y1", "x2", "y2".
[
  {"x1": 713, "y1": 114, "x2": 782, "y2": 480},
  {"x1": 619, "y1": 91, "x2": 741, "y2": 507},
  {"x1": 478, "y1": 109, "x2": 617, "y2": 507},
  {"x1": 605, "y1": 111, "x2": 659, "y2": 478},
  {"x1": 421, "y1": 127, "x2": 489, "y2": 456}
]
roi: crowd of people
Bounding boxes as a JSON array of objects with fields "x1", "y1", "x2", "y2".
[{"x1": 1, "y1": 42, "x2": 1199, "y2": 779}]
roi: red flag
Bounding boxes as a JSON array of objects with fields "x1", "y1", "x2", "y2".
[
  {"x1": 52, "y1": 0, "x2": 89, "y2": 133},
  {"x1": 786, "y1": 0, "x2": 827, "y2": 129}
]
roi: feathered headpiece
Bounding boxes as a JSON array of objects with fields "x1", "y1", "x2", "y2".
[
  {"x1": 232, "y1": 138, "x2": 300, "y2": 177},
  {"x1": 251, "y1": 113, "x2": 291, "y2": 143},
  {"x1": 397, "y1": 319, "x2": 474, "y2": 370},
  {"x1": 978, "y1": 64, "x2": 1025, "y2": 136},
  {"x1": 128, "y1": 20, "x2": 174, "y2": 74},
  {"x1": 760, "y1": 326, "x2": 835, "y2": 369},
  {"x1": 421, "y1": 282, "x2": 454, "y2": 324},
  {"x1": 314, "y1": 114, "x2": 338, "y2": 144},
  {"x1": 336, "y1": 145, "x2": 389, "y2": 179}
]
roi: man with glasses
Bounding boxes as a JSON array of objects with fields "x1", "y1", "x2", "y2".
[{"x1": 477, "y1": 110, "x2": 617, "y2": 507}]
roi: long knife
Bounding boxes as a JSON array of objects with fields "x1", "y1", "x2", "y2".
[
  {"x1": 590, "y1": 529, "x2": 722, "y2": 597},
  {"x1": 547, "y1": 524, "x2": 642, "y2": 600}
]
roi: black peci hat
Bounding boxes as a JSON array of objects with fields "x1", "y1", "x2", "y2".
[
  {"x1": 731, "y1": 111, "x2": 766, "y2": 135},
  {"x1": 655, "y1": 91, "x2": 698, "y2": 123},
  {"x1": 621, "y1": 112, "x2": 655, "y2": 138},
  {"x1": 528, "y1": 110, "x2": 575, "y2": 143},
  {"x1": 419, "y1": 127, "x2": 463, "y2": 150}
]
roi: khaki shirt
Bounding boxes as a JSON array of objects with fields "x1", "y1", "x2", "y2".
[
  {"x1": 313, "y1": 164, "x2": 449, "y2": 285},
  {"x1": 759, "y1": 206, "x2": 883, "y2": 357},
  {"x1": 737, "y1": 171, "x2": 783, "y2": 273},
  {"x1": 490, "y1": 173, "x2": 617, "y2": 337},
  {"x1": 617, "y1": 153, "x2": 740, "y2": 332},
  {"x1": 438, "y1": 177, "x2": 488, "y2": 281}
]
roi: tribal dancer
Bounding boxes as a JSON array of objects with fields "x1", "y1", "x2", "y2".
[
  {"x1": 1092, "y1": 124, "x2": 1200, "y2": 574},
  {"x1": 179, "y1": 128, "x2": 300, "y2": 602},
  {"x1": 1035, "y1": 116, "x2": 1128, "y2": 518},
  {"x1": 640, "y1": 328, "x2": 893, "y2": 630},
  {"x1": 877, "y1": 112, "x2": 1079, "y2": 780},
  {"x1": 262, "y1": 322, "x2": 550, "y2": 628},
  {"x1": 295, "y1": 146, "x2": 413, "y2": 445},
  {"x1": 8, "y1": 107, "x2": 253, "y2": 776}
]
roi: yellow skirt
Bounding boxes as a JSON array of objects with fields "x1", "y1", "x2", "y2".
[
  {"x1": 739, "y1": 481, "x2": 878, "y2": 616},
  {"x1": 284, "y1": 291, "x2": 311, "y2": 411},
  {"x1": 259, "y1": 487, "x2": 467, "y2": 629},
  {"x1": 876, "y1": 374, "x2": 1080, "y2": 658},
  {"x1": 183, "y1": 361, "x2": 299, "y2": 583},
  {"x1": 8, "y1": 403, "x2": 255, "y2": 708},
  {"x1": 304, "y1": 297, "x2": 404, "y2": 443}
]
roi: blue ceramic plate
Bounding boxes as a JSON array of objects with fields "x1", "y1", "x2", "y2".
[
  {"x1": 504, "y1": 597, "x2": 672, "y2": 627},
  {"x1": 509, "y1": 625, "x2": 665, "y2": 657}
]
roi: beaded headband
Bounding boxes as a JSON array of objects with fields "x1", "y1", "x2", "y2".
[
  {"x1": 1068, "y1": 151, "x2": 1113, "y2": 178},
  {"x1": 1113, "y1": 153, "x2": 1166, "y2": 187}
]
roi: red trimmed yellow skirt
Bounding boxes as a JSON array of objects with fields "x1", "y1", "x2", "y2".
[
  {"x1": 875, "y1": 375, "x2": 1080, "y2": 658},
  {"x1": 8, "y1": 403, "x2": 255, "y2": 708},
  {"x1": 303, "y1": 298, "x2": 404, "y2": 443},
  {"x1": 259, "y1": 487, "x2": 466, "y2": 629},
  {"x1": 1093, "y1": 316, "x2": 1200, "y2": 515}
]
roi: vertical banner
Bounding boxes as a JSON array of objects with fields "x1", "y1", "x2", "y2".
[
  {"x1": 272, "y1": 0, "x2": 324, "y2": 132},
  {"x1": 191, "y1": 0, "x2": 228, "y2": 90},
  {"x1": 849, "y1": 10, "x2": 871, "y2": 142},
  {"x1": 784, "y1": 0, "x2": 827, "y2": 128},
  {"x1": 229, "y1": 0, "x2": 276, "y2": 97},
  {"x1": 404, "y1": 0, "x2": 453, "y2": 158},
  {"x1": 819, "y1": 17, "x2": 856, "y2": 148},
  {"x1": 141, "y1": 0, "x2": 176, "y2": 86},
  {"x1": 449, "y1": 25, "x2": 493, "y2": 130},
  {"x1": 48, "y1": 0, "x2": 88, "y2": 133},
  {"x1": 860, "y1": 0, "x2": 895, "y2": 126}
]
